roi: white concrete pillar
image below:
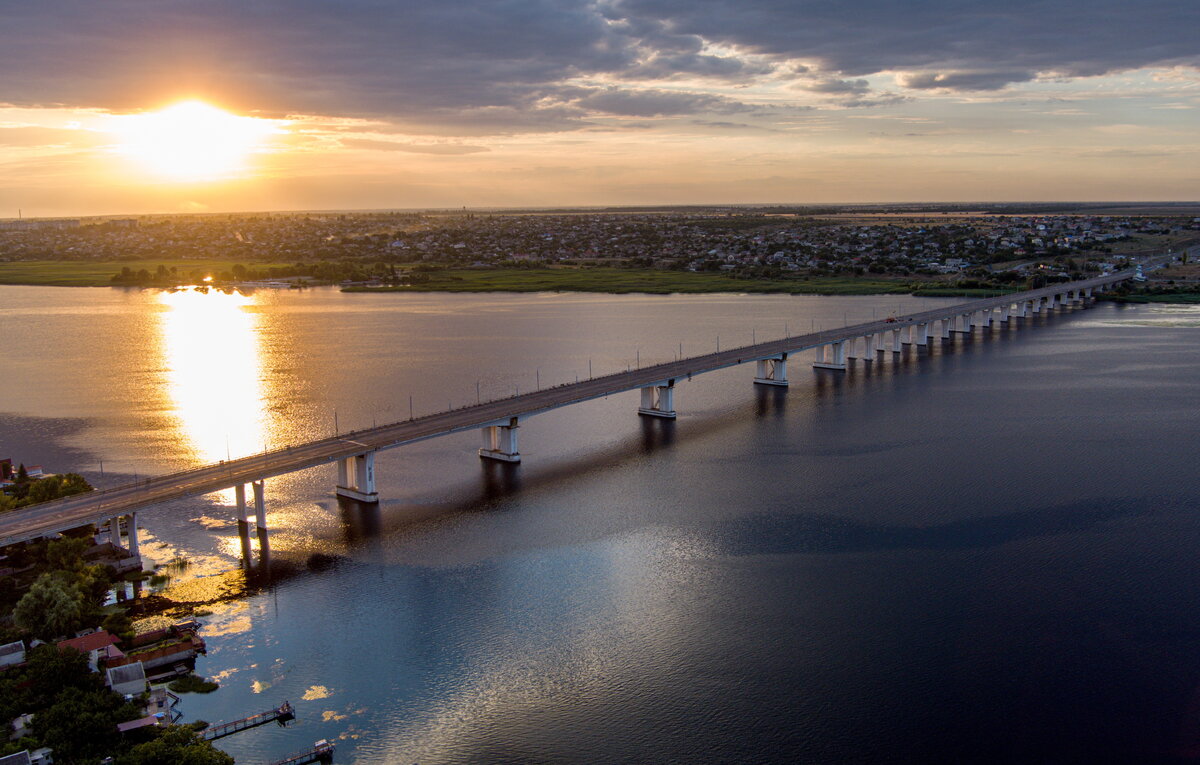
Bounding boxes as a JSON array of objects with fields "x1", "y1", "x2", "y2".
[
  {"x1": 891, "y1": 328, "x2": 903, "y2": 351},
  {"x1": 235, "y1": 484, "x2": 248, "y2": 525},
  {"x1": 915, "y1": 322, "x2": 929, "y2": 346},
  {"x1": 637, "y1": 383, "x2": 677, "y2": 418},
  {"x1": 1085, "y1": 287, "x2": 1094, "y2": 298},
  {"x1": 252, "y1": 480, "x2": 268, "y2": 549},
  {"x1": 336, "y1": 452, "x2": 380, "y2": 500},
  {"x1": 864, "y1": 334, "x2": 876, "y2": 357},
  {"x1": 754, "y1": 354, "x2": 789, "y2": 386},
  {"x1": 1031, "y1": 297, "x2": 1042, "y2": 313},
  {"x1": 107, "y1": 517, "x2": 119, "y2": 546},
  {"x1": 940, "y1": 318, "x2": 952, "y2": 338},
  {"x1": 813, "y1": 341, "x2": 847, "y2": 370},
  {"x1": 252, "y1": 480, "x2": 265, "y2": 528},
  {"x1": 125, "y1": 513, "x2": 140, "y2": 558},
  {"x1": 479, "y1": 418, "x2": 523, "y2": 461},
  {"x1": 1000, "y1": 304, "x2": 1010, "y2": 322}
]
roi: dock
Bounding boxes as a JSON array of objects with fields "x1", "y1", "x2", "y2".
[
  {"x1": 201, "y1": 700, "x2": 294, "y2": 741},
  {"x1": 269, "y1": 739, "x2": 335, "y2": 765}
]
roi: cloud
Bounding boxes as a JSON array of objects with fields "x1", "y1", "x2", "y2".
[
  {"x1": 0, "y1": 0, "x2": 1195, "y2": 136},
  {"x1": 573, "y1": 87, "x2": 744, "y2": 117},
  {"x1": 339, "y1": 139, "x2": 490, "y2": 154},
  {"x1": 799, "y1": 78, "x2": 871, "y2": 95},
  {"x1": 896, "y1": 70, "x2": 1034, "y2": 91},
  {"x1": 611, "y1": 0, "x2": 1199, "y2": 89}
]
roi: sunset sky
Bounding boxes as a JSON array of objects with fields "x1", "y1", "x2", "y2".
[{"x1": 1, "y1": 0, "x2": 1197, "y2": 216}]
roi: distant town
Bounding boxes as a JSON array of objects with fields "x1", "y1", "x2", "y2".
[{"x1": 1, "y1": 205, "x2": 1198, "y2": 295}]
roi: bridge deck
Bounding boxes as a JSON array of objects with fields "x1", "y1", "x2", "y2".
[{"x1": 0, "y1": 271, "x2": 1132, "y2": 546}]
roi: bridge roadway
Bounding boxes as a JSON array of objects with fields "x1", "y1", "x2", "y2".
[{"x1": 0, "y1": 269, "x2": 1136, "y2": 547}]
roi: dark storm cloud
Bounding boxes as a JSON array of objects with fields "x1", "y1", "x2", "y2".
[
  {"x1": 0, "y1": 0, "x2": 1195, "y2": 131},
  {"x1": 611, "y1": 0, "x2": 1198, "y2": 88},
  {"x1": 574, "y1": 88, "x2": 742, "y2": 117},
  {"x1": 800, "y1": 78, "x2": 872, "y2": 95}
]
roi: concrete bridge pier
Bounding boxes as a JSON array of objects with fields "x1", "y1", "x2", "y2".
[
  {"x1": 940, "y1": 318, "x2": 952, "y2": 339},
  {"x1": 754, "y1": 354, "x2": 789, "y2": 385},
  {"x1": 638, "y1": 383, "x2": 677, "y2": 419},
  {"x1": 915, "y1": 322, "x2": 930, "y2": 346},
  {"x1": 252, "y1": 480, "x2": 269, "y2": 551},
  {"x1": 1085, "y1": 287, "x2": 1094, "y2": 299},
  {"x1": 999, "y1": 304, "x2": 1011, "y2": 322},
  {"x1": 813, "y1": 341, "x2": 847, "y2": 370},
  {"x1": 336, "y1": 452, "x2": 379, "y2": 501},
  {"x1": 863, "y1": 334, "x2": 876, "y2": 357},
  {"x1": 479, "y1": 417, "x2": 522, "y2": 461},
  {"x1": 105, "y1": 516, "x2": 119, "y2": 546},
  {"x1": 951, "y1": 314, "x2": 970, "y2": 333},
  {"x1": 125, "y1": 513, "x2": 140, "y2": 558},
  {"x1": 1031, "y1": 297, "x2": 1043, "y2": 313},
  {"x1": 235, "y1": 484, "x2": 251, "y2": 536}
]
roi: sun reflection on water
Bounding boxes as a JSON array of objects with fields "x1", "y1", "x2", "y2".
[{"x1": 158, "y1": 287, "x2": 268, "y2": 502}]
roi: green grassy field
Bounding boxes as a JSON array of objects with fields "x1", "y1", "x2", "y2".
[
  {"x1": 0, "y1": 259, "x2": 269, "y2": 286},
  {"x1": 345, "y1": 268, "x2": 916, "y2": 295}
]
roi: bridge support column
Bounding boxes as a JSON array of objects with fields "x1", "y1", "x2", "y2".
[
  {"x1": 126, "y1": 513, "x2": 140, "y2": 559},
  {"x1": 479, "y1": 417, "x2": 523, "y2": 460},
  {"x1": 754, "y1": 355, "x2": 789, "y2": 386},
  {"x1": 940, "y1": 318, "x2": 952, "y2": 338},
  {"x1": 813, "y1": 341, "x2": 847, "y2": 370},
  {"x1": 1031, "y1": 297, "x2": 1042, "y2": 313},
  {"x1": 1085, "y1": 287, "x2": 1094, "y2": 299},
  {"x1": 863, "y1": 334, "x2": 876, "y2": 358},
  {"x1": 915, "y1": 322, "x2": 930, "y2": 346},
  {"x1": 951, "y1": 314, "x2": 969, "y2": 333},
  {"x1": 999, "y1": 304, "x2": 1010, "y2": 322},
  {"x1": 252, "y1": 480, "x2": 268, "y2": 551},
  {"x1": 336, "y1": 451, "x2": 379, "y2": 501},
  {"x1": 235, "y1": 484, "x2": 250, "y2": 534},
  {"x1": 637, "y1": 383, "x2": 677, "y2": 419},
  {"x1": 890, "y1": 329, "x2": 903, "y2": 352},
  {"x1": 105, "y1": 517, "x2": 119, "y2": 546}
]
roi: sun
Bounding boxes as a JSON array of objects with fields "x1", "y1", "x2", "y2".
[{"x1": 113, "y1": 100, "x2": 283, "y2": 181}]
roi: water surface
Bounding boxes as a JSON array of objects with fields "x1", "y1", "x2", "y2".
[{"x1": 2, "y1": 285, "x2": 1198, "y2": 764}]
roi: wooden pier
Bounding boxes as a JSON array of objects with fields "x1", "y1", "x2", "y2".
[
  {"x1": 200, "y1": 700, "x2": 294, "y2": 741},
  {"x1": 269, "y1": 739, "x2": 335, "y2": 765}
]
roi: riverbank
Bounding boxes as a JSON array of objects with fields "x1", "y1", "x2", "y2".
[{"x1": 0, "y1": 259, "x2": 280, "y2": 287}]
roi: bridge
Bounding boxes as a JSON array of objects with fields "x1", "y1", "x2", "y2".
[{"x1": 0, "y1": 270, "x2": 1146, "y2": 550}]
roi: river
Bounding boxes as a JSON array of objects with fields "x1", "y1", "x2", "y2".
[{"x1": 2, "y1": 284, "x2": 1199, "y2": 763}]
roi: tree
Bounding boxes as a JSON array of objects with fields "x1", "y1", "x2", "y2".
[
  {"x1": 32, "y1": 685, "x2": 138, "y2": 763},
  {"x1": 46, "y1": 536, "x2": 87, "y2": 572},
  {"x1": 118, "y1": 726, "x2": 235, "y2": 765},
  {"x1": 19, "y1": 645, "x2": 100, "y2": 709},
  {"x1": 13, "y1": 574, "x2": 82, "y2": 639}
]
